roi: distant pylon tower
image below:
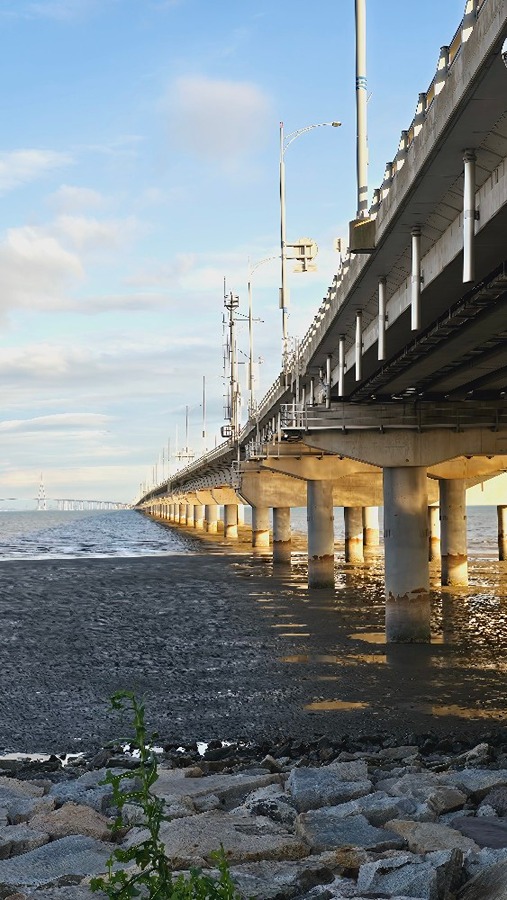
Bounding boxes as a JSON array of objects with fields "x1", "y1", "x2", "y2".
[{"x1": 37, "y1": 473, "x2": 47, "y2": 511}]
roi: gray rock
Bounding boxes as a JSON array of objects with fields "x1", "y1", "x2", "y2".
[
  {"x1": 386, "y1": 819, "x2": 479, "y2": 853},
  {"x1": 464, "y1": 847, "x2": 507, "y2": 880},
  {"x1": 324, "y1": 760, "x2": 368, "y2": 781},
  {"x1": 25, "y1": 889, "x2": 94, "y2": 900},
  {"x1": 300, "y1": 790, "x2": 416, "y2": 827},
  {"x1": 481, "y1": 786, "x2": 507, "y2": 816},
  {"x1": 128, "y1": 810, "x2": 309, "y2": 869},
  {"x1": 296, "y1": 811, "x2": 406, "y2": 852},
  {"x1": 242, "y1": 795, "x2": 298, "y2": 828},
  {"x1": 153, "y1": 769, "x2": 282, "y2": 812},
  {"x1": 228, "y1": 858, "x2": 335, "y2": 899},
  {"x1": 379, "y1": 745, "x2": 420, "y2": 761},
  {"x1": 286, "y1": 768, "x2": 372, "y2": 812},
  {"x1": 5, "y1": 795, "x2": 56, "y2": 825},
  {"x1": 0, "y1": 834, "x2": 111, "y2": 892},
  {"x1": 48, "y1": 782, "x2": 113, "y2": 814},
  {"x1": 357, "y1": 854, "x2": 439, "y2": 899},
  {"x1": 452, "y1": 816, "x2": 507, "y2": 849},
  {"x1": 383, "y1": 772, "x2": 442, "y2": 801},
  {"x1": 443, "y1": 769, "x2": 507, "y2": 801},
  {"x1": 458, "y1": 858, "x2": 507, "y2": 899},
  {"x1": 0, "y1": 823, "x2": 49, "y2": 858}
]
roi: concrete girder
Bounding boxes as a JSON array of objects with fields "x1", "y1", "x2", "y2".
[
  {"x1": 302, "y1": 428, "x2": 507, "y2": 470},
  {"x1": 259, "y1": 449, "x2": 378, "y2": 481},
  {"x1": 241, "y1": 460, "x2": 437, "y2": 507},
  {"x1": 428, "y1": 455, "x2": 507, "y2": 480},
  {"x1": 210, "y1": 487, "x2": 241, "y2": 506}
]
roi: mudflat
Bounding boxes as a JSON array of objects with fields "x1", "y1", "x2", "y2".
[{"x1": 0, "y1": 548, "x2": 506, "y2": 753}]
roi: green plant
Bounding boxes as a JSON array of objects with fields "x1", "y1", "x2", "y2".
[{"x1": 90, "y1": 691, "x2": 242, "y2": 899}]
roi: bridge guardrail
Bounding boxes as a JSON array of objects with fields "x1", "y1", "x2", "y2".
[{"x1": 280, "y1": 401, "x2": 507, "y2": 433}]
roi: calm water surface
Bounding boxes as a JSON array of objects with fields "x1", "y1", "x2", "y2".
[{"x1": 0, "y1": 506, "x2": 506, "y2": 746}]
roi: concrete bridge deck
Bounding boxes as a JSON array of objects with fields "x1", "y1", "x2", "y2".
[{"x1": 138, "y1": 0, "x2": 507, "y2": 643}]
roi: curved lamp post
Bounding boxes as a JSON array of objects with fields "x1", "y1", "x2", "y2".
[{"x1": 279, "y1": 120, "x2": 341, "y2": 369}]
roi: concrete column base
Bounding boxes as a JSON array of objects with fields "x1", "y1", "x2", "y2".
[
  {"x1": 252, "y1": 506, "x2": 270, "y2": 548},
  {"x1": 363, "y1": 507, "x2": 380, "y2": 548},
  {"x1": 205, "y1": 504, "x2": 219, "y2": 534},
  {"x1": 194, "y1": 505, "x2": 205, "y2": 530},
  {"x1": 178, "y1": 503, "x2": 186, "y2": 525},
  {"x1": 428, "y1": 505, "x2": 440, "y2": 561},
  {"x1": 224, "y1": 504, "x2": 238, "y2": 541},
  {"x1": 273, "y1": 507, "x2": 291, "y2": 564},
  {"x1": 185, "y1": 505, "x2": 194, "y2": 527},
  {"x1": 498, "y1": 505, "x2": 507, "y2": 561},
  {"x1": 440, "y1": 479, "x2": 468, "y2": 586},
  {"x1": 344, "y1": 507, "x2": 364, "y2": 564},
  {"x1": 384, "y1": 466, "x2": 430, "y2": 643},
  {"x1": 307, "y1": 481, "x2": 335, "y2": 588}
]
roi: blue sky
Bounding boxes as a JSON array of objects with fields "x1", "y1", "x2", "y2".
[{"x1": 0, "y1": 0, "x2": 468, "y2": 505}]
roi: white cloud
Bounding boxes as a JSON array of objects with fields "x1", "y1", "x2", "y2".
[
  {"x1": 0, "y1": 225, "x2": 83, "y2": 312},
  {"x1": 0, "y1": 149, "x2": 72, "y2": 194},
  {"x1": 49, "y1": 184, "x2": 105, "y2": 212},
  {"x1": 166, "y1": 75, "x2": 272, "y2": 169},
  {"x1": 55, "y1": 214, "x2": 141, "y2": 251},
  {"x1": 0, "y1": 413, "x2": 111, "y2": 433}
]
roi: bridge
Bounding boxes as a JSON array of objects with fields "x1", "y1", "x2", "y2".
[{"x1": 137, "y1": 0, "x2": 507, "y2": 643}]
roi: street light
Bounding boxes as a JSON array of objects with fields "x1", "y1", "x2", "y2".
[
  {"x1": 279, "y1": 120, "x2": 341, "y2": 369},
  {"x1": 247, "y1": 256, "x2": 274, "y2": 416}
]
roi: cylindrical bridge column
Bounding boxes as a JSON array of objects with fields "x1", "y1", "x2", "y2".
[
  {"x1": 363, "y1": 506, "x2": 380, "y2": 548},
  {"x1": 194, "y1": 504, "x2": 205, "y2": 530},
  {"x1": 498, "y1": 505, "x2": 507, "y2": 561},
  {"x1": 251, "y1": 506, "x2": 270, "y2": 548},
  {"x1": 273, "y1": 507, "x2": 291, "y2": 564},
  {"x1": 428, "y1": 505, "x2": 441, "y2": 561},
  {"x1": 384, "y1": 466, "x2": 430, "y2": 642},
  {"x1": 178, "y1": 503, "x2": 186, "y2": 525},
  {"x1": 185, "y1": 504, "x2": 194, "y2": 527},
  {"x1": 344, "y1": 507, "x2": 364, "y2": 564},
  {"x1": 307, "y1": 481, "x2": 335, "y2": 588},
  {"x1": 224, "y1": 504, "x2": 238, "y2": 541},
  {"x1": 237, "y1": 504, "x2": 245, "y2": 526},
  {"x1": 440, "y1": 479, "x2": 468, "y2": 586},
  {"x1": 205, "y1": 504, "x2": 219, "y2": 534}
]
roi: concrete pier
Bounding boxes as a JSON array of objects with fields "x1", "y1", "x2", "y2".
[
  {"x1": 307, "y1": 481, "x2": 335, "y2": 588},
  {"x1": 344, "y1": 507, "x2": 364, "y2": 564},
  {"x1": 440, "y1": 479, "x2": 468, "y2": 586},
  {"x1": 384, "y1": 466, "x2": 430, "y2": 643},
  {"x1": 363, "y1": 506, "x2": 380, "y2": 548},
  {"x1": 186, "y1": 505, "x2": 194, "y2": 527},
  {"x1": 251, "y1": 506, "x2": 270, "y2": 548},
  {"x1": 499, "y1": 505, "x2": 507, "y2": 561},
  {"x1": 194, "y1": 504, "x2": 205, "y2": 530},
  {"x1": 224, "y1": 504, "x2": 238, "y2": 541},
  {"x1": 273, "y1": 507, "x2": 291, "y2": 564},
  {"x1": 205, "y1": 504, "x2": 219, "y2": 534},
  {"x1": 178, "y1": 503, "x2": 186, "y2": 525},
  {"x1": 237, "y1": 505, "x2": 245, "y2": 526},
  {"x1": 428, "y1": 505, "x2": 441, "y2": 561}
]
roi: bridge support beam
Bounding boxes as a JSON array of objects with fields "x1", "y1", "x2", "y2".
[
  {"x1": 186, "y1": 505, "x2": 194, "y2": 527},
  {"x1": 428, "y1": 505, "x2": 441, "y2": 561},
  {"x1": 498, "y1": 505, "x2": 507, "y2": 561},
  {"x1": 363, "y1": 506, "x2": 380, "y2": 548},
  {"x1": 205, "y1": 504, "x2": 219, "y2": 534},
  {"x1": 384, "y1": 466, "x2": 430, "y2": 643},
  {"x1": 252, "y1": 506, "x2": 270, "y2": 548},
  {"x1": 344, "y1": 507, "x2": 364, "y2": 564},
  {"x1": 307, "y1": 481, "x2": 335, "y2": 588},
  {"x1": 440, "y1": 479, "x2": 468, "y2": 586},
  {"x1": 224, "y1": 504, "x2": 238, "y2": 541},
  {"x1": 194, "y1": 504, "x2": 205, "y2": 530},
  {"x1": 178, "y1": 503, "x2": 186, "y2": 525},
  {"x1": 273, "y1": 507, "x2": 291, "y2": 564}
]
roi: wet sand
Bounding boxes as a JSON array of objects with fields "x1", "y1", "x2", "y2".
[{"x1": 1, "y1": 524, "x2": 507, "y2": 753}]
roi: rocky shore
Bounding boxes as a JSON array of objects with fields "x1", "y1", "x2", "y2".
[{"x1": 2, "y1": 734, "x2": 507, "y2": 898}]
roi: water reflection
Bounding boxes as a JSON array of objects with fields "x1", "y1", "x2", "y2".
[{"x1": 236, "y1": 519, "x2": 507, "y2": 732}]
